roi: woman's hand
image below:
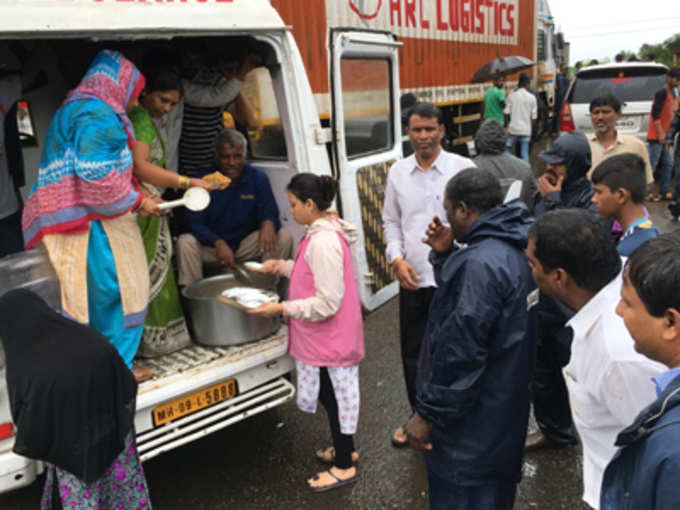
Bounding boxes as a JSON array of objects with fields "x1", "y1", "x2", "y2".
[
  {"x1": 259, "y1": 259, "x2": 281, "y2": 274},
  {"x1": 247, "y1": 302, "x2": 283, "y2": 317},
  {"x1": 190, "y1": 177, "x2": 218, "y2": 191},
  {"x1": 136, "y1": 197, "x2": 161, "y2": 217}
]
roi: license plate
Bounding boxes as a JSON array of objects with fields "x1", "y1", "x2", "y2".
[{"x1": 152, "y1": 379, "x2": 238, "y2": 426}]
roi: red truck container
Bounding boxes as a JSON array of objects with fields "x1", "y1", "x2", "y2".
[{"x1": 272, "y1": 0, "x2": 563, "y2": 150}]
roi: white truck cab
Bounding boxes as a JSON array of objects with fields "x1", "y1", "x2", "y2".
[{"x1": 0, "y1": 0, "x2": 403, "y2": 494}]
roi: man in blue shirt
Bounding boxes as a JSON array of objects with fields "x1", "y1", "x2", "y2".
[
  {"x1": 177, "y1": 129, "x2": 292, "y2": 286},
  {"x1": 601, "y1": 233, "x2": 680, "y2": 510}
]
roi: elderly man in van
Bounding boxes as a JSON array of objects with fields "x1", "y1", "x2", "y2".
[{"x1": 176, "y1": 129, "x2": 292, "y2": 286}]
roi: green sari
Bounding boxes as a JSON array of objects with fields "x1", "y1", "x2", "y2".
[{"x1": 129, "y1": 106, "x2": 190, "y2": 357}]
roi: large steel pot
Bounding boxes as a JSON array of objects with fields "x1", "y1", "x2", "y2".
[{"x1": 182, "y1": 272, "x2": 281, "y2": 346}]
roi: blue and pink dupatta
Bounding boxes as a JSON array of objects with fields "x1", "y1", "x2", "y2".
[{"x1": 22, "y1": 50, "x2": 146, "y2": 249}]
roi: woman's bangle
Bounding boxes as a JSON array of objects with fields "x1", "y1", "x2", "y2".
[
  {"x1": 134, "y1": 197, "x2": 145, "y2": 212},
  {"x1": 178, "y1": 176, "x2": 190, "y2": 189}
]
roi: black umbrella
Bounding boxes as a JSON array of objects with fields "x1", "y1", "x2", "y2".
[{"x1": 470, "y1": 55, "x2": 535, "y2": 83}]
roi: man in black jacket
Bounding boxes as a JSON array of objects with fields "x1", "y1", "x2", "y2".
[
  {"x1": 407, "y1": 168, "x2": 537, "y2": 510},
  {"x1": 526, "y1": 130, "x2": 596, "y2": 451},
  {"x1": 665, "y1": 106, "x2": 680, "y2": 218}
]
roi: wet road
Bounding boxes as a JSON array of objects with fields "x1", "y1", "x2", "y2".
[
  {"x1": 2, "y1": 139, "x2": 680, "y2": 509},
  {"x1": 0, "y1": 293, "x2": 591, "y2": 510}
]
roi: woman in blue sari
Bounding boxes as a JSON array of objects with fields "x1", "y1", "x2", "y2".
[{"x1": 22, "y1": 50, "x2": 190, "y2": 380}]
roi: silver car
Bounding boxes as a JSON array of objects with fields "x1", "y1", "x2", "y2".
[{"x1": 559, "y1": 62, "x2": 669, "y2": 140}]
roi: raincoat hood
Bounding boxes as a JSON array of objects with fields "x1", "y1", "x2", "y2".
[
  {"x1": 475, "y1": 119, "x2": 507, "y2": 155},
  {"x1": 539, "y1": 131, "x2": 592, "y2": 186},
  {"x1": 306, "y1": 214, "x2": 359, "y2": 245},
  {"x1": 463, "y1": 203, "x2": 532, "y2": 251}
]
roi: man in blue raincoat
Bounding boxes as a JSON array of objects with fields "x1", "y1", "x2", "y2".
[{"x1": 406, "y1": 168, "x2": 537, "y2": 510}]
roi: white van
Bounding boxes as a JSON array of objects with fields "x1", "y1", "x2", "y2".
[
  {"x1": 0, "y1": 0, "x2": 404, "y2": 494},
  {"x1": 559, "y1": 62, "x2": 669, "y2": 140}
]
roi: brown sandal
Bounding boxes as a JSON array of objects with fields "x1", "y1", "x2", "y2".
[{"x1": 652, "y1": 194, "x2": 664, "y2": 202}]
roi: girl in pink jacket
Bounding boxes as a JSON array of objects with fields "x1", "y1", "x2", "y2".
[{"x1": 249, "y1": 173, "x2": 364, "y2": 492}]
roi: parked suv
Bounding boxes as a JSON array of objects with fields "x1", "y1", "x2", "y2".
[{"x1": 559, "y1": 62, "x2": 669, "y2": 140}]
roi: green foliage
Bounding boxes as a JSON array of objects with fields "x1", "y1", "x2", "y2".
[
  {"x1": 578, "y1": 33, "x2": 680, "y2": 69},
  {"x1": 615, "y1": 50, "x2": 637, "y2": 62},
  {"x1": 639, "y1": 33, "x2": 680, "y2": 67}
]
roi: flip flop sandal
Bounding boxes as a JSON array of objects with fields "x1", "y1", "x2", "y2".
[
  {"x1": 314, "y1": 447, "x2": 359, "y2": 465},
  {"x1": 653, "y1": 194, "x2": 664, "y2": 203},
  {"x1": 666, "y1": 192, "x2": 675, "y2": 201},
  {"x1": 390, "y1": 425, "x2": 409, "y2": 448},
  {"x1": 308, "y1": 469, "x2": 358, "y2": 493}
]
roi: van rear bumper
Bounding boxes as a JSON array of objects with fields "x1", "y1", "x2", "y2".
[{"x1": 136, "y1": 375, "x2": 295, "y2": 462}]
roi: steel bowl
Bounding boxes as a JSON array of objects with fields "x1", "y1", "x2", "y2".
[{"x1": 182, "y1": 272, "x2": 281, "y2": 346}]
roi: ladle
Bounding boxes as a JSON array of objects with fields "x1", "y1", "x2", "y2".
[{"x1": 158, "y1": 187, "x2": 210, "y2": 212}]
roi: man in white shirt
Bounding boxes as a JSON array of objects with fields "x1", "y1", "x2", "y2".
[
  {"x1": 382, "y1": 102, "x2": 474, "y2": 446},
  {"x1": 525, "y1": 209, "x2": 664, "y2": 509},
  {"x1": 504, "y1": 72, "x2": 537, "y2": 163}
]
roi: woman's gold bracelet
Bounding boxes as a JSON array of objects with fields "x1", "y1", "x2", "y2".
[{"x1": 178, "y1": 176, "x2": 190, "y2": 189}]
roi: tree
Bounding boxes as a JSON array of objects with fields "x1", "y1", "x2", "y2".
[
  {"x1": 639, "y1": 33, "x2": 680, "y2": 67},
  {"x1": 615, "y1": 50, "x2": 637, "y2": 62}
]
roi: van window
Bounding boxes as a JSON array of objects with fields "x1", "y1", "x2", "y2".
[
  {"x1": 241, "y1": 67, "x2": 287, "y2": 160},
  {"x1": 568, "y1": 67, "x2": 667, "y2": 104},
  {"x1": 340, "y1": 57, "x2": 393, "y2": 159}
]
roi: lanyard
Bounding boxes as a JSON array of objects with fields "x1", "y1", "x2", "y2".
[{"x1": 623, "y1": 216, "x2": 649, "y2": 239}]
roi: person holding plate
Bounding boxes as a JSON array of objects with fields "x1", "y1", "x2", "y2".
[{"x1": 249, "y1": 173, "x2": 364, "y2": 492}]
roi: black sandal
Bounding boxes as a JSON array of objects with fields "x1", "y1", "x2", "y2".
[{"x1": 308, "y1": 468, "x2": 358, "y2": 492}]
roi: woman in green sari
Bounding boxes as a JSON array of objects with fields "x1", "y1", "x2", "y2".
[{"x1": 130, "y1": 69, "x2": 211, "y2": 358}]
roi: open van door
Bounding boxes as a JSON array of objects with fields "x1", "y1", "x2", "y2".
[{"x1": 329, "y1": 28, "x2": 402, "y2": 311}]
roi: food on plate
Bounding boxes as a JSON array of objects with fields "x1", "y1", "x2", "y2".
[
  {"x1": 202, "y1": 171, "x2": 232, "y2": 190},
  {"x1": 221, "y1": 287, "x2": 279, "y2": 308}
]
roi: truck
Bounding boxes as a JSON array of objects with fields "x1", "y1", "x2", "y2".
[
  {"x1": 0, "y1": 0, "x2": 564, "y2": 494},
  {"x1": 271, "y1": 0, "x2": 568, "y2": 149}
]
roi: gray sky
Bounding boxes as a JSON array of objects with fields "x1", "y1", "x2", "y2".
[{"x1": 549, "y1": 0, "x2": 680, "y2": 64}]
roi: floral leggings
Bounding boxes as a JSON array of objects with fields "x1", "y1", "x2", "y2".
[{"x1": 41, "y1": 433, "x2": 152, "y2": 510}]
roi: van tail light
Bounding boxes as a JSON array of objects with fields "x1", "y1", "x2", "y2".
[
  {"x1": 0, "y1": 422, "x2": 13, "y2": 440},
  {"x1": 560, "y1": 101, "x2": 575, "y2": 132}
]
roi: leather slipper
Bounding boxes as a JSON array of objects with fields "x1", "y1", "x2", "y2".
[{"x1": 308, "y1": 469, "x2": 358, "y2": 492}]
